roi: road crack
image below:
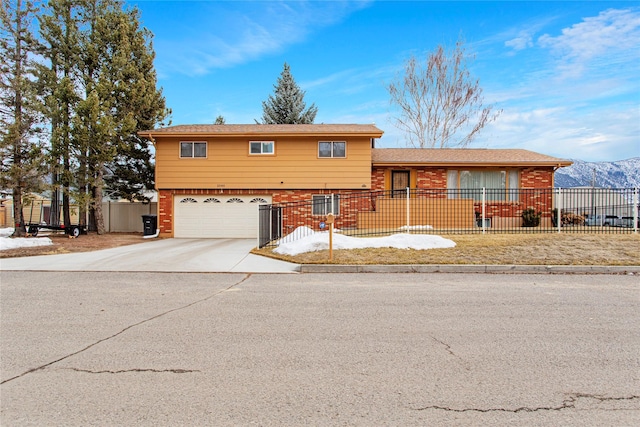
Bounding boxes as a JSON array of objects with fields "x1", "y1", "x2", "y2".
[
  {"x1": 412, "y1": 393, "x2": 640, "y2": 413},
  {"x1": 65, "y1": 368, "x2": 199, "y2": 374},
  {"x1": 429, "y1": 336, "x2": 470, "y2": 371},
  {"x1": 1, "y1": 274, "x2": 251, "y2": 385}
]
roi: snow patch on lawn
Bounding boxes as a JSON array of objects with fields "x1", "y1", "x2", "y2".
[
  {"x1": 398, "y1": 225, "x2": 434, "y2": 231},
  {"x1": 0, "y1": 228, "x2": 53, "y2": 251},
  {"x1": 273, "y1": 226, "x2": 455, "y2": 256}
]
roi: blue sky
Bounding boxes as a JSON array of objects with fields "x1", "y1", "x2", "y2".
[{"x1": 127, "y1": 1, "x2": 640, "y2": 162}]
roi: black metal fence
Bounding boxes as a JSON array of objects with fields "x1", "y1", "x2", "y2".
[{"x1": 259, "y1": 188, "x2": 639, "y2": 247}]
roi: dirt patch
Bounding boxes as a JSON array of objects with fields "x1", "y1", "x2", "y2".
[
  {"x1": 0, "y1": 232, "x2": 145, "y2": 259},
  {"x1": 253, "y1": 233, "x2": 640, "y2": 266}
]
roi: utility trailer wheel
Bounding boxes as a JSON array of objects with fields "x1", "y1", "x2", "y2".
[
  {"x1": 70, "y1": 226, "x2": 81, "y2": 238},
  {"x1": 28, "y1": 226, "x2": 38, "y2": 236}
]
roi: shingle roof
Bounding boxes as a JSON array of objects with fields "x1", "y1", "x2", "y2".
[
  {"x1": 372, "y1": 148, "x2": 572, "y2": 167},
  {"x1": 139, "y1": 124, "x2": 383, "y2": 137}
]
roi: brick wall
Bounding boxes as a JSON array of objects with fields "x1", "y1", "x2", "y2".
[
  {"x1": 159, "y1": 166, "x2": 557, "y2": 236},
  {"x1": 158, "y1": 189, "x2": 173, "y2": 236},
  {"x1": 158, "y1": 188, "x2": 373, "y2": 236},
  {"x1": 158, "y1": 188, "x2": 295, "y2": 236},
  {"x1": 371, "y1": 168, "x2": 385, "y2": 191},
  {"x1": 416, "y1": 168, "x2": 447, "y2": 188},
  {"x1": 521, "y1": 167, "x2": 554, "y2": 189}
]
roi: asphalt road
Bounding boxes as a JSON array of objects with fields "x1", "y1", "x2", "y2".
[{"x1": 1, "y1": 272, "x2": 639, "y2": 426}]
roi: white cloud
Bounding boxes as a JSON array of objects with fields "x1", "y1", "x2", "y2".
[
  {"x1": 538, "y1": 8, "x2": 640, "y2": 79},
  {"x1": 475, "y1": 104, "x2": 639, "y2": 162},
  {"x1": 304, "y1": 64, "x2": 396, "y2": 95},
  {"x1": 155, "y1": 1, "x2": 372, "y2": 77},
  {"x1": 505, "y1": 32, "x2": 533, "y2": 51},
  {"x1": 478, "y1": 8, "x2": 640, "y2": 161}
]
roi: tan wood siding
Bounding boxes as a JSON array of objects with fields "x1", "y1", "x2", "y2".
[{"x1": 155, "y1": 136, "x2": 372, "y2": 189}]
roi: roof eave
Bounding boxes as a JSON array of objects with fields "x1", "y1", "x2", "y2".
[
  {"x1": 372, "y1": 161, "x2": 573, "y2": 168},
  {"x1": 138, "y1": 131, "x2": 383, "y2": 138}
]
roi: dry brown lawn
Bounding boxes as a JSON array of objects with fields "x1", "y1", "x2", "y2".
[
  {"x1": 0, "y1": 232, "x2": 143, "y2": 259},
  {"x1": 2, "y1": 232, "x2": 638, "y2": 266},
  {"x1": 253, "y1": 233, "x2": 640, "y2": 266}
]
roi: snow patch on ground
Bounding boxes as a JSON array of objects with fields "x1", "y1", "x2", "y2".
[
  {"x1": 0, "y1": 228, "x2": 53, "y2": 251},
  {"x1": 398, "y1": 225, "x2": 434, "y2": 231},
  {"x1": 274, "y1": 226, "x2": 455, "y2": 256}
]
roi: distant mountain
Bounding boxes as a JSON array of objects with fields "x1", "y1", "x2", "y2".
[{"x1": 555, "y1": 157, "x2": 640, "y2": 188}]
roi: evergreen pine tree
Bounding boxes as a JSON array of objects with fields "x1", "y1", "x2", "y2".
[
  {"x1": 38, "y1": 0, "x2": 169, "y2": 232},
  {"x1": 76, "y1": 0, "x2": 169, "y2": 233},
  {"x1": 259, "y1": 63, "x2": 317, "y2": 124},
  {"x1": 38, "y1": 0, "x2": 83, "y2": 229},
  {"x1": 0, "y1": 0, "x2": 47, "y2": 237}
]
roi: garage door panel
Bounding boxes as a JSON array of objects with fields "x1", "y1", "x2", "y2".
[{"x1": 174, "y1": 195, "x2": 271, "y2": 238}]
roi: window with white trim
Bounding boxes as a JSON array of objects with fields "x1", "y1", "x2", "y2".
[
  {"x1": 250, "y1": 141, "x2": 274, "y2": 155},
  {"x1": 447, "y1": 169, "x2": 519, "y2": 201},
  {"x1": 180, "y1": 141, "x2": 207, "y2": 158},
  {"x1": 312, "y1": 194, "x2": 340, "y2": 215},
  {"x1": 318, "y1": 141, "x2": 346, "y2": 158}
]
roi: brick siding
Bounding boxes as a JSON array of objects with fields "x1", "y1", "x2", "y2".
[{"x1": 159, "y1": 166, "x2": 557, "y2": 235}]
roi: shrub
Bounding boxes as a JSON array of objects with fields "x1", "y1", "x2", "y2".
[{"x1": 522, "y1": 207, "x2": 541, "y2": 227}]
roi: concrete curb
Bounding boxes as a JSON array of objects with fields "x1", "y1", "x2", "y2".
[{"x1": 299, "y1": 264, "x2": 640, "y2": 274}]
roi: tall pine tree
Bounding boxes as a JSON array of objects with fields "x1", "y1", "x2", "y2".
[
  {"x1": 0, "y1": 0, "x2": 47, "y2": 237},
  {"x1": 39, "y1": 0, "x2": 169, "y2": 233},
  {"x1": 38, "y1": 0, "x2": 83, "y2": 229},
  {"x1": 76, "y1": 0, "x2": 169, "y2": 232},
  {"x1": 102, "y1": 3, "x2": 169, "y2": 205},
  {"x1": 259, "y1": 63, "x2": 317, "y2": 124}
]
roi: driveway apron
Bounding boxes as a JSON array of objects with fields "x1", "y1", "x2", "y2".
[{"x1": 0, "y1": 239, "x2": 299, "y2": 273}]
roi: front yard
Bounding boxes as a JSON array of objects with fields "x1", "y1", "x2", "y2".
[
  {"x1": 253, "y1": 233, "x2": 640, "y2": 266},
  {"x1": 2, "y1": 231, "x2": 638, "y2": 266}
]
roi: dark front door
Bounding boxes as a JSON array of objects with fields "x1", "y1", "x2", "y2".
[{"x1": 391, "y1": 170, "x2": 410, "y2": 198}]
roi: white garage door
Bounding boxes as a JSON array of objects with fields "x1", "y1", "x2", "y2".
[{"x1": 174, "y1": 195, "x2": 272, "y2": 238}]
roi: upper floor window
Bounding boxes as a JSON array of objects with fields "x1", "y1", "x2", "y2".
[
  {"x1": 180, "y1": 141, "x2": 207, "y2": 158},
  {"x1": 250, "y1": 141, "x2": 274, "y2": 155},
  {"x1": 318, "y1": 141, "x2": 346, "y2": 158}
]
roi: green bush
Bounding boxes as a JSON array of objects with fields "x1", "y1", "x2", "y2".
[{"x1": 522, "y1": 207, "x2": 541, "y2": 227}]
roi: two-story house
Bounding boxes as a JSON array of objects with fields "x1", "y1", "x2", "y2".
[
  {"x1": 139, "y1": 124, "x2": 383, "y2": 238},
  {"x1": 139, "y1": 124, "x2": 571, "y2": 238}
]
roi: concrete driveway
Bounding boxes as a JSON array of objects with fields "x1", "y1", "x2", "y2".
[{"x1": 0, "y1": 238, "x2": 299, "y2": 273}]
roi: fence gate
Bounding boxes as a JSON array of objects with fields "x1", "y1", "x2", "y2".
[{"x1": 259, "y1": 205, "x2": 282, "y2": 247}]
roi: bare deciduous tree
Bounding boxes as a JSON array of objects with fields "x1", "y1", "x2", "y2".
[{"x1": 387, "y1": 39, "x2": 501, "y2": 148}]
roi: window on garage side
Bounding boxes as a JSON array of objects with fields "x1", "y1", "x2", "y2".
[
  {"x1": 312, "y1": 194, "x2": 340, "y2": 215},
  {"x1": 180, "y1": 141, "x2": 207, "y2": 158},
  {"x1": 318, "y1": 141, "x2": 346, "y2": 158},
  {"x1": 249, "y1": 141, "x2": 274, "y2": 155}
]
